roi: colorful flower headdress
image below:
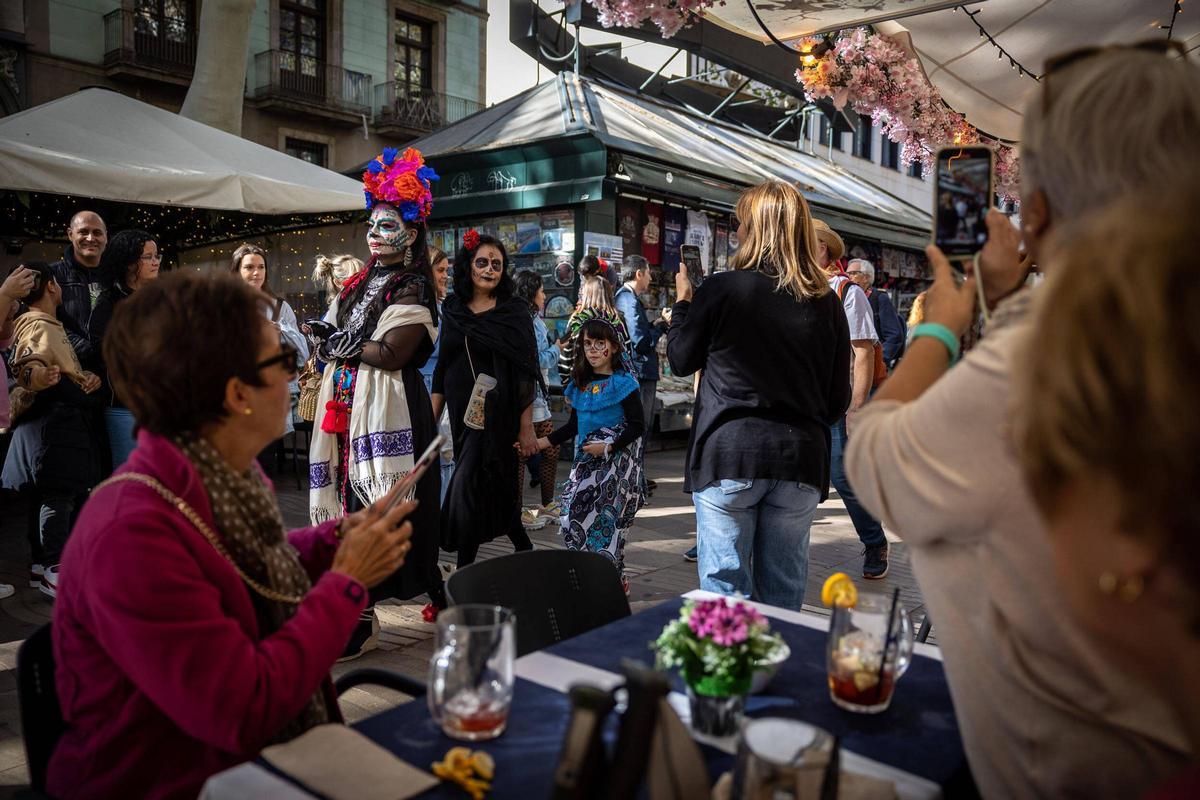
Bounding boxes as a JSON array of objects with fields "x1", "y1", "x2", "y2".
[{"x1": 362, "y1": 147, "x2": 439, "y2": 222}]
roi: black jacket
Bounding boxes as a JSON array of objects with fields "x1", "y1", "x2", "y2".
[
  {"x1": 867, "y1": 289, "x2": 906, "y2": 366},
  {"x1": 50, "y1": 245, "x2": 106, "y2": 370}
]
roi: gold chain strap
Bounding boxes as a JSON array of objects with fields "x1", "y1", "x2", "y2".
[{"x1": 94, "y1": 473, "x2": 306, "y2": 605}]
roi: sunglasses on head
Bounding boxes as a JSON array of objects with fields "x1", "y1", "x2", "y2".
[{"x1": 1041, "y1": 39, "x2": 1186, "y2": 114}]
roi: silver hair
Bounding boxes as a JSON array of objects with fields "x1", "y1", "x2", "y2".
[
  {"x1": 847, "y1": 258, "x2": 874, "y2": 283},
  {"x1": 1021, "y1": 47, "x2": 1200, "y2": 223}
]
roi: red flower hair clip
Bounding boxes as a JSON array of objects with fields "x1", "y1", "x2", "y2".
[{"x1": 462, "y1": 229, "x2": 480, "y2": 251}]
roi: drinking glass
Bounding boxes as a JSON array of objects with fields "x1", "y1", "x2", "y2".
[
  {"x1": 428, "y1": 605, "x2": 516, "y2": 740},
  {"x1": 826, "y1": 593, "x2": 912, "y2": 714}
]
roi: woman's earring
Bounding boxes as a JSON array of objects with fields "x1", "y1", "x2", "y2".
[
  {"x1": 1098, "y1": 572, "x2": 1144, "y2": 603},
  {"x1": 243, "y1": 407, "x2": 253, "y2": 416},
  {"x1": 403, "y1": 246, "x2": 413, "y2": 267}
]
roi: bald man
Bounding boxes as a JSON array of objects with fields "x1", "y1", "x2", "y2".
[{"x1": 50, "y1": 211, "x2": 108, "y2": 365}]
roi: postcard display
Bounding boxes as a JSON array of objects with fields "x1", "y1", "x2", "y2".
[{"x1": 429, "y1": 210, "x2": 577, "y2": 343}]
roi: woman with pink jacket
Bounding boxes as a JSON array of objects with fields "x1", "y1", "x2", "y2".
[{"x1": 48, "y1": 272, "x2": 418, "y2": 800}]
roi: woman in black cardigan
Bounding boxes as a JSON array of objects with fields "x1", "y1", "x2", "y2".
[{"x1": 666, "y1": 181, "x2": 851, "y2": 609}]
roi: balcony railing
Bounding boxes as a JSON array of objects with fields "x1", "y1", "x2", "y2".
[
  {"x1": 374, "y1": 83, "x2": 483, "y2": 133},
  {"x1": 103, "y1": 8, "x2": 197, "y2": 77},
  {"x1": 252, "y1": 50, "x2": 373, "y2": 117}
]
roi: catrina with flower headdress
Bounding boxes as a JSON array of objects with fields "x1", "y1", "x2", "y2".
[{"x1": 305, "y1": 146, "x2": 446, "y2": 616}]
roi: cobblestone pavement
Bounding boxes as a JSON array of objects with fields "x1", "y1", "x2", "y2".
[{"x1": 0, "y1": 443, "x2": 925, "y2": 792}]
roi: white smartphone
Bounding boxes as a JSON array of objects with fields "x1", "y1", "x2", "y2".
[{"x1": 380, "y1": 433, "x2": 446, "y2": 512}]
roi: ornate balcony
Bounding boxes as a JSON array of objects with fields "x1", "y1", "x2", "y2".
[
  {"x1": 102, "y1": 8, "x2": 196, "y2": 84},
  {"x1": 251, "y1": 50, "x2": 373, "y2": 126},
  {"x1": 373, "y1": 83, "x2": 483, "y2": 135}
]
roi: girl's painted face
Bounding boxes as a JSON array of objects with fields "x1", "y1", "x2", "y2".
[
  {"x1": 432, "y1": 257, "x2": 450, "y2": 300},
  {"x1": 582, "y1": 335, "x2": 613, "y2": 369},
  {"x1": 133, "y1": 239, "x2": 161, "y2": 286},
  {"x1": 366, "y1": 205, "x2": 412, "y2": 256},
  {"x1": 239, "y1": 253, "x2": 266, "y2": 290},
  {"x1": 471, "y1": 244, "x2": 504, "y2": 296}
]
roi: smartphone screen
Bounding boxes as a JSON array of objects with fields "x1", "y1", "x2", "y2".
[
  {"x1": 680, "y1": 244, "x2": 704, "y2": 288},
  {"x1": 933, "y1": 146, "x2": 994, "y2": 257}
]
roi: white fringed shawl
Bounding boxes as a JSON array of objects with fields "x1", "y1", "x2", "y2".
[{"x1": 309, "y1": 301, "x2": 436, "y2": 523}]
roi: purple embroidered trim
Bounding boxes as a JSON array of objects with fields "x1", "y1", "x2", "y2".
[
  {"x1": 310, "y1": 461, "x2": 332, "y2": 489},
  {"x1": 351, "y1": 430, "x2": 415, "y2": 463}
]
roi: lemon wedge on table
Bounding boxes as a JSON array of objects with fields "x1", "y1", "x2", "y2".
[{"x1": 821, "y1": 572, "x2": 858, "y2": 608}]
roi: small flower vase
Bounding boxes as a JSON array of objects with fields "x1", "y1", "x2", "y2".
[{"x1": 685, "y1": 684, "x2": 745, "y2": 737}]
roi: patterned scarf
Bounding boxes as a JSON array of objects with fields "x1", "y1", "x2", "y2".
[{"x1": 176, "y1": 435, "x2": 331, "y2": 743}]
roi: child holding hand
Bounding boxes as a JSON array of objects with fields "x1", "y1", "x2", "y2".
[{"x1": 537, "y1": 319, "x2": 645, "y2": 591}]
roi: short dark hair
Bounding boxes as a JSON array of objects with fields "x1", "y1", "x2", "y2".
[
  {"x1": 577, "y1": 254, "x2": 603, "y2": 279},
  {"x1": 512, "y1": 269, "x2": 544, "y2": 315},
  {"x1": 13, "y1": 261, "x2": 53, "y2": 304},
  {"x1": 571, "y1": 317, "x2": 625, "y2": 388},
  {"x1": 620, "y1": 255, "x2": 649, "y2": 284},
  {"x1": 451, "y1": 234, "x2": 513, "y2": 301},
  {"x1": 101, "y1": 229, "x2": 155, "y2": 288},
  {"x1": 104, "y1": 272, "x2": 270, "y2": 438}
]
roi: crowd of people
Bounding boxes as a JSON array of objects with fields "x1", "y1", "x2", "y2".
[{"x1": 0, "y1": 39, "x2": 1195, "y2": 800}]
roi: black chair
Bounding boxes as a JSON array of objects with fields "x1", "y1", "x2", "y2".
[
  {"x1": 17, "y1": 624, "x2": 64, "y2": 796},
  {"x1": 445, "y1": 550, "x2": 631, "y2": 657}
]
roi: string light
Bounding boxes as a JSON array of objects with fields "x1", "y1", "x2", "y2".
[{"x1": 963, "y1": 7, "x2": 1041, "y2": 82}]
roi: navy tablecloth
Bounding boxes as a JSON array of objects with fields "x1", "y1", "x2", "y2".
[{"x1": 316, "y1": 597, "x2": 970, "y2": 798}]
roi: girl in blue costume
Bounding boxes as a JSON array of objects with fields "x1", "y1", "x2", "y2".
[{"x1": 536, "y1": 318, "x2": 645, "y2": 589}]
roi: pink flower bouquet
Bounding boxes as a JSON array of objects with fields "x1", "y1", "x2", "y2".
[{"x1": 654, "y1": 597, "x2": 786, "y2": 697}]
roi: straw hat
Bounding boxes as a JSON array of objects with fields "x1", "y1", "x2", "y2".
[{"x1": 811, "y1": 219, "x2": 845, "y2": 263}]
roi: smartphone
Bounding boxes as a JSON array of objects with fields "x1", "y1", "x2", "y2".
[
  {"x1": 933, "y1": 146, "x2": 995, "y2": 260},
  {"x1": 679, "y1": 244, "x2": 704, "y2": 288},
  {"x1": 379, "y1": 433, "x2": 445, "y2": 512}
]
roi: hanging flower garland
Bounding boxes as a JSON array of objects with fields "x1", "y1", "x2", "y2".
[
  {"x1": 797, "y1": 29, "x2": 1020, "y2": 198},
  {"x1": 583, "y1": 0, "x2": 721, "y2": 39}
]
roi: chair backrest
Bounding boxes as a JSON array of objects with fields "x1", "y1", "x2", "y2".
[
  {"x1": 17, "y1": 624, "x2": 65, "y2": 792},
  {"x1": 446, "y1": 550, "x2": 631, "y2": 657}
]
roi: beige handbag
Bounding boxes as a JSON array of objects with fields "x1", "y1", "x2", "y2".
[{"x1": 296, "y1": 357, "x2": 322, "y2": 423}]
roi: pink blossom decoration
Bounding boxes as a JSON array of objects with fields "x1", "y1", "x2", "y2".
[
  {"x1": 797, "y1": 29, "x2": 1020, "y2": 200},
  {"x1": 581, "y1": 0, "x2": 724, "y2": 39}
]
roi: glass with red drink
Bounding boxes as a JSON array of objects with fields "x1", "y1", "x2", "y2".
[
  {"x1": 428, "y1": 605, "x2": 516, "y2": 740},
  {"x1": 826, "y1": 593, "x2": 912, "y2": 714}
]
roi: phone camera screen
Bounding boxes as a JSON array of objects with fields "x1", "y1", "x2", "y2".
[{"x1": 935, "y1": 148, "x2": 992, "y2": 255}]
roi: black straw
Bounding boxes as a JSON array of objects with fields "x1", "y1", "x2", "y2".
[{"x1": 875, "y1": 587, "x2": 901, "y2": 705}]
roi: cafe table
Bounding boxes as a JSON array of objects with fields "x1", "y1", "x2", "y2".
[{"x1": 202, "y1": 590, "x2": 972, "y2": 800}]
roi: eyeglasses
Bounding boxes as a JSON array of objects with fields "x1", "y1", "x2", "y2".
[
  {"x1": 473, "y1": 258, "x2": 503, "y2": 272},
  {"x1": 1041, "y1": 40, "x2": 1186, "y2": 114},
  {"x1": 138, "y1": 253, "x2": 162, "y2": 262},
  {"x1": 582, "y1": 340, "x2": 610, "y2": 353},
  {"x1": 256, "y1": 341, "x2": 299, "y2": 376}
]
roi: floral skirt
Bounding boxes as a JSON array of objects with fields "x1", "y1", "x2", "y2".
[{"x1": 558, "y1": 424, "x2": 645, "y2": 580}]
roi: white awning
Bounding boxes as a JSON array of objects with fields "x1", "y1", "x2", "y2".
[{"x1": 0, "y1": 88, "x2": 365, "y2": 214}]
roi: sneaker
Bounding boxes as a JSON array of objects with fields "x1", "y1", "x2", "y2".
[
  {"x1": 863, "y1": 544, "x2": 889, "y2": 580},
  {"x1": 543, "y1": 500, "x2": 564, "y2": 518},
  {"x1": 521, "y1": 507, "x2": 550, "y2": 530},
  {"x1": 39, "y1": 565, "x2": 60, "y2": 599},
  {"x1": 337, "y1": 611, "x2": 380, "y2": 662},
  {"x1": 29, "y1": 563, "x2": 44, "y2": 589},
  {"x1": 684, "y1": 546, "x2": 698, "y2": 562},
  {"x1": 0, "y1": 584, "x2": 13, "y2": 601}
]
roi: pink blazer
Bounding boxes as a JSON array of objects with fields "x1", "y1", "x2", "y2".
[{"x1": 48, "y1": 431, "x2": 368, "y2": 800}]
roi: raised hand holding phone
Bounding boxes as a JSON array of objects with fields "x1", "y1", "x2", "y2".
[{"x1": 933, "y1": 146, "x2": 994, "y2": 266}]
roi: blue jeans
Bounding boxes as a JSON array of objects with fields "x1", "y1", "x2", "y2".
[
  {"x1": 829, "y1": 417, "x2": 887, "y2": 548},
  {"x1": 104, "y1": 407, "x2": 137, "y2": 469},
  {"x1": 693, "y1": 479, "x2": 820, "y2": 609}
]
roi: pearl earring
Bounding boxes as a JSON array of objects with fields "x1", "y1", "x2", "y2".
[{"x1": 243, "y1": 407, "x2": 253, "y2": 416}]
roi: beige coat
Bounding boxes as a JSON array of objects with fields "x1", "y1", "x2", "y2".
[
  {"x1": 846, "y1": 292, "x2": 1189, "y2": 799},
  {"x1": 8, "y1": 310, "x2": 91, "y2": 421}
]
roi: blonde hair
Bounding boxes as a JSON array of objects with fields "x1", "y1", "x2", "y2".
[
  {"x1": 906, "y1": 291, "x2": 927, "y2": 330},
  {"x1": 730, "y1": 182, "x2": 827, "y2": 299},
  {"x1": 1021, "y1": 46, "x2": 1200, "y2": 223},
  {"x1": 311, "y1": 253, "x2": 364, "y2": 298},
  {"x1": 576, "y1": 275, "x2": 615, "y2": 313},
  {"x1": 1014, "y1": 187, "x2": 1200, "y2": 576}
]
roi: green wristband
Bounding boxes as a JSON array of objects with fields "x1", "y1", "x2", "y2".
[{"x1": 910, "y1": 323, "x2": 961, "y2": 366}]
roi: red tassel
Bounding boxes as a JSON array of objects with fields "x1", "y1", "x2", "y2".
[{"x1": 321, "y1": 400, "x2": 350, "y2": 433}]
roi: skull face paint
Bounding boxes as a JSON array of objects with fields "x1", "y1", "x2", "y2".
[{"x1": 366, "y1": 204, "x2": 412, "y2": 258}]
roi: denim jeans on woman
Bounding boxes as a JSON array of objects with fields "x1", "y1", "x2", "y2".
[{"x1": 693, "y1": 478, "x2": 820, "y2": 609}]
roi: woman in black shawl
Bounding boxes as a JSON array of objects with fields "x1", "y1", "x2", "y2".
[{"x1": 432, "y1": 232, "x2": 543, "y2": 567}]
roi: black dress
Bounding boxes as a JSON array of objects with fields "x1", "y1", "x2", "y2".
[{"x1": 434, "y1": 295, "x2": 540, "y2": 565}]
